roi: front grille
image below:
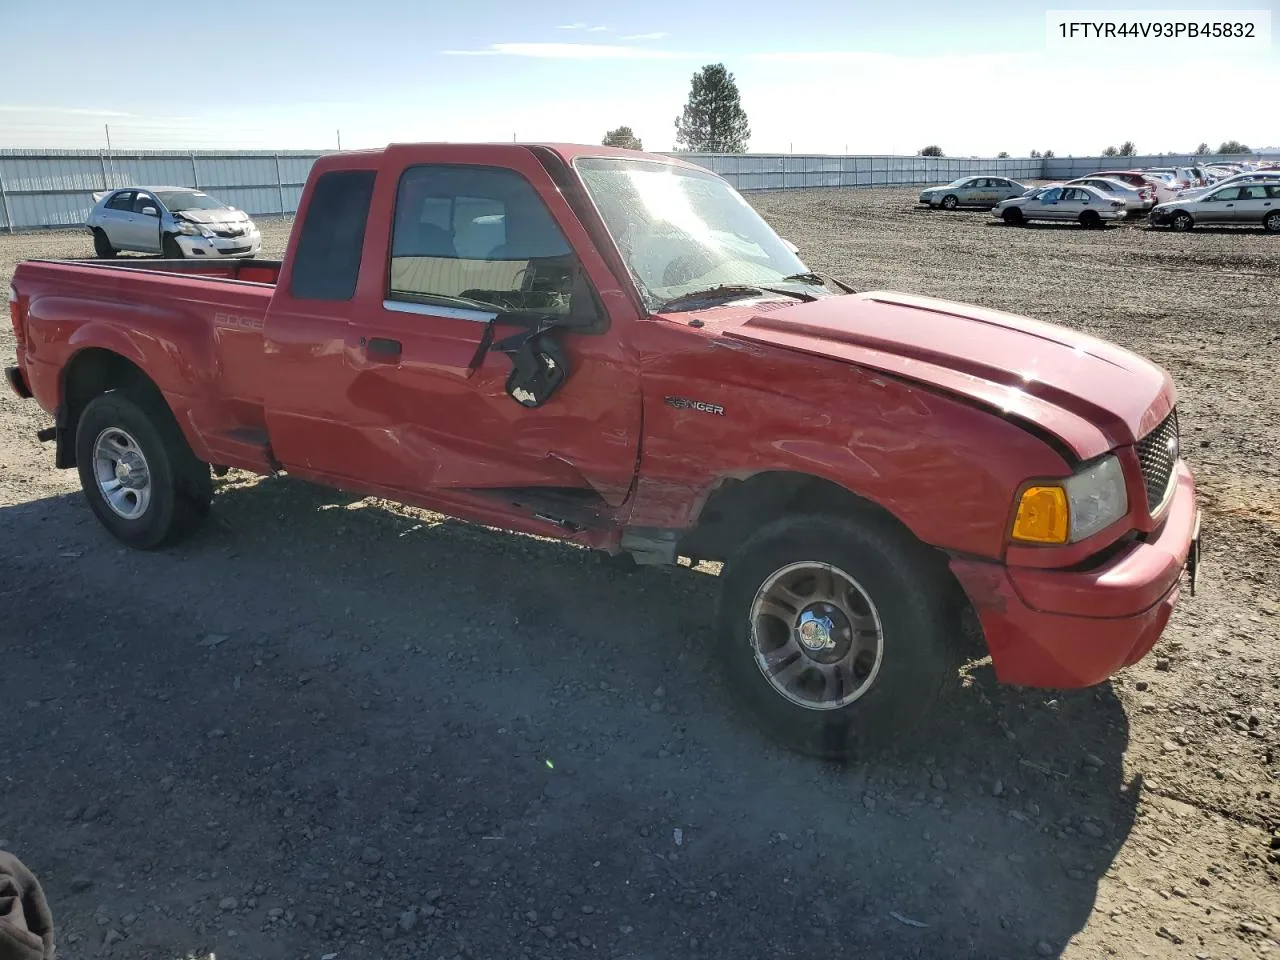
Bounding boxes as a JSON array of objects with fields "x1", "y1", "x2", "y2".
[
  {"x1": 217, "y1": 245, "x2": 251, "y2": 255},
  {"x1": 213, "y1": 227, "x2": 243, "y2": 238},
  {"x1": 1135, "y1": 408, "x2": 1179, "y2": 512}
]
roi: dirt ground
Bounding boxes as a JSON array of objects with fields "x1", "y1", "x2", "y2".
[{"x1": 1, "y1": 188, "x2": 1277, "y2": 960}]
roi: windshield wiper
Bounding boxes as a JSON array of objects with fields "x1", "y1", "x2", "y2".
[
  {"x1": 654, "y1": 283, "x2": 817, "y2": 313},
  {"x1": 782, "y1": 271, "x2": 858, "y2": 294}
]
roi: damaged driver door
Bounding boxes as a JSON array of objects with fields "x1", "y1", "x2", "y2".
[{"x1": 338, "y1": 147, "x2": 642, "y2": 508}]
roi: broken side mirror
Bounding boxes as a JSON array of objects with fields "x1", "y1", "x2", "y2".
[{"x1": 494, "y1": 325, "x2": 569, "y2": 408}]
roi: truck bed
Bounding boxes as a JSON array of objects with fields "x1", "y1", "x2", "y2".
[{"x1": 12, "y1": 256, "x2": 281, "y2": 473}]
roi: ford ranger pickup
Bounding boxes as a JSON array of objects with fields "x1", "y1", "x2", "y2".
[{"x1": 5, "y1": 142, "x2": 1202, "y2": 758}]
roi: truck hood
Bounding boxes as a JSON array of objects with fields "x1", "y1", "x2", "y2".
[{"x1": 721, "y1": 290, "x2": 1174, "y2": 460}]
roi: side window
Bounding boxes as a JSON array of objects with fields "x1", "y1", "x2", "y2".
[
  {"x1": 133, "y1": 193, "x2": 159, "y2": 215},
  {"x1": 289, "y1": 169, "x2": 376, "y2": 301},
  {"x1": 388, "y1": 164, "x2": 578, "y2": 317},
  {"x1": 1240, "y1": 185, "x2": 1267, "y2": 199},
  {"x1": 105, "y1": 191, "x2": 135, "y2": 212},
  {"x1": 1206, "y1": 188, "x2": 1238, "y2": 202},
  {"x1": 1267, "y1": 185, "x2": 1280, "y2": 199},
  {"x1": 1040, "y1": 188, "x2": 1062, "y2": 202}
]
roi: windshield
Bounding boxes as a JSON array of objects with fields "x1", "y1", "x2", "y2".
[
  {"x1": 574, "y1": 157, "x2": 808, "y2": 309},
  {"x1": 155, "y1": 190, "x2": 232, "y2": 212}
]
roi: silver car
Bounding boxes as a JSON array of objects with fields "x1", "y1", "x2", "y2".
[
  {"x1": 87, "y1": 186, "x2": 262, "y2": 259},
  {"x1": 1173, "y1": 169, "x2": 1280, "y2": 200},
  {"x1": 918, "y1": 176, "x2": 1029, "y2": 210},
  {"x1": 1149, "y1": 180, "x2": 1280, "y2": 233},
  {"x1": 1065, "y1": 176, "x2": 1153, "y2": 213},
  {"x1": 992, "y1": 183, "x2": 1128, "y2": 227}
]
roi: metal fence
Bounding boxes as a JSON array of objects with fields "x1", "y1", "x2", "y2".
[
  {"x1": 2, "y1": 147, "x2": 1277, "y2": 231},
  {"x1": 0, "y1": 149, "x2": 324, "y2": 232}
]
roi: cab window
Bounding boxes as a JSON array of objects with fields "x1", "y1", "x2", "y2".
[{"x1": 388, "y1": 164, "x2": 579, "y2": 317}]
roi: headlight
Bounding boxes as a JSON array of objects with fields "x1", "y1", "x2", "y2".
[
  {"x1": 1011, "y1": 454, "x2": 1128, "y2": 544},
  {"x1": 177, "y1": 222, "x2": 209, "y2": 237}
]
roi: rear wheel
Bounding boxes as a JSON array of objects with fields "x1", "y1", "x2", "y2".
[
  {"x1": 75, "y1": 388, "x2": 213, "y2": 549},
  {"x1": 940, "y1": 194, "x2": 959, "y2": 210},
  {"x1": 1264, "y1": 211, "x2": 1280, "y2": 234},
  {"x1": 1171, "y1": 212, "x2": 1194, "y2": 232},
  {"x1": 715, "y1": 514, "x2": 960, "y2": 760},
  {"x1": 1002, "y1": 207, "x2": 1024, "y2": 225},
  {"x1": 92, "y1": 228, "x2": 116, "y2": 258},
  {"x1": 1079, "y1": 210, "x2": 1102, "y2": 229},
  {"x1": 161, "y1": 233, "x2": 184, "y2": 259}
]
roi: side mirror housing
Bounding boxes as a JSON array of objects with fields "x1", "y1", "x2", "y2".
[{"x1": 141, "y1": 206, "x2": 158, "y2": 217}]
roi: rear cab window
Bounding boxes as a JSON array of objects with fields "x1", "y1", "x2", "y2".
[{"x1": 288, "y1": 169, "x2": 377, "y2": 301}]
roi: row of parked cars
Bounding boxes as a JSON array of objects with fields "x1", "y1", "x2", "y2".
[{"x1": 918, "y1": 160, "x2": 1280, "y2": 233}]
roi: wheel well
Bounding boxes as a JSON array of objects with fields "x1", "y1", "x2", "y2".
[
  {"x1": 57, "y1": 349, "x2": 161, "y2": 468},
  {"x1": 681, "y1": 471, "x2": 914, "y2": 562}
]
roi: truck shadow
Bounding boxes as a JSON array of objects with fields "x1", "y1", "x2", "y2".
[{"x1": 0, "y1": 477, "x2": 1140, "y2": 960}]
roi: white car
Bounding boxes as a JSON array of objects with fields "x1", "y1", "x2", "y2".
[
  {"x1": 1065, "y1": 176, "x2": 1153, "y2": 213},
  {"x1": 992, "y1": 183, "x2": 1128, "y2": 227},
  {"x1": 86, "y1": 186, "x2": 262, "y2": 259}
]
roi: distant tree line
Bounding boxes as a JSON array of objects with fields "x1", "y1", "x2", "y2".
[{"x1": 603, "y1": 70, "x2": 1261, "y2": 157}]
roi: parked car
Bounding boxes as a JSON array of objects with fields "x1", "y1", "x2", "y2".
[
  {"x1": 7, "y1": 142, "x2": 1200, "y2": 759},
  {"x1": 86, "y1": 186, "x2": 261, "y2": 259},
  {"x1": 917, "y1": 176, "x2": 1029, "y2": 209},
  {"x1": 1065, "y1": 176, "x2": 1154, "y2": 213},
  {"x1": 1091, "y1": 170, "x2": 1179, "y2": 204},
  {"x1": 1173, "y1": 169, "x2": 1280, "y2": 200},
  {"x1": 1140, "y1": 166, "x2": 1197, "y2": 190},
  {"x1": 993, "y1": 183, "x2": 1128, "y2": 226},
  {"x1": 1149, "y1": 180, "x2": 1280, "y2": 232}
]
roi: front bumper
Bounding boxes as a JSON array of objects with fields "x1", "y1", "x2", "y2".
[
  {"x1": 950, "y1": 462, "x2": 1199, "y2": 688},
  {"x1": 175, "y1": 231, "x2": 262, "y2": 258}
]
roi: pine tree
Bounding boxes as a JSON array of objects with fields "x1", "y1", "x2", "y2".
[
  {"x1": 603, "y1": 126, "x2": 643, "y2": 150},
  {"x1": 673, "y1": 63, "x2": 751, "y2": 153}
]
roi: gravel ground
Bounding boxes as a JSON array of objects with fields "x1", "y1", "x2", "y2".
[{"x1": 1, "y1": 190, "x2": 1277, "y2": 960}]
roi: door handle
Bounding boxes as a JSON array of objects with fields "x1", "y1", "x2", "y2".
[{"x1": 365, "y1": 336, "x2": 402, "y2": 363}]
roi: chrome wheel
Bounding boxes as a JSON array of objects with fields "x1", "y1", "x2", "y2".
[
  {"x1": 92, "y1": 426, "x2": 152, "y2": 520},
  {"x1": 749, "y1": 561, "x2": 885, "y2": 711}
]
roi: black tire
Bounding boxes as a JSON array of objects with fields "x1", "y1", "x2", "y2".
[
  {"x1": 74, "y1": 387, "x2": 213, "y2": 549},
  {"x1": 1264, "y1": 211, "x2": 1280, "y2": 234},
  {"x1": 1002, "y1": 207, "x2": 1024, "y2": 225},
  {"x1": 161, "y1": 233, "x2": 184, "y2": 259},
  {"x1": 1171, "y1": 212, "x2": 1194, "y2": 232},
  {"x1": 1079, "y1": 210, "x2": 1102, "y2": 229},
  {"x1": 940, "y1": 194, "x2": 958, "y2": 210},
  {"x1": 715, "y1": 514, "x2": 961, "y2": 760},
  {"x1": 92, "y1": 228, "x2": 117, "y2": 258}
]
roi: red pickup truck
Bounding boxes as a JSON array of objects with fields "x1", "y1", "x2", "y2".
[{"x1": 6, "y1": 142, "x2": 1201, "y2": 757}]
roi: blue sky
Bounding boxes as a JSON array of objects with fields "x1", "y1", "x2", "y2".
[{"x1": 1, "y1": 0, "x2": 1275, "y2": 155}]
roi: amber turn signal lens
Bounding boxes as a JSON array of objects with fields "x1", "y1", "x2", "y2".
[{"x1": 1012, "y1": 486, "x2": 1069, "y2": 544}]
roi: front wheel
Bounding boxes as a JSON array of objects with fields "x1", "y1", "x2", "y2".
[
  {"x1": 1171, "y1": 212, "x2": 1194, "y2": 232},
  {"x1": 161, "y1": 233, "x2": 184, "y2": 258},
  {"x1": 1002, "y1": 207, "x2": 1024, "y2": 225},
  {"x1": 715, "y1": 514, "x2": 960, "y2": 760},
  {"x1": 92, "y1": 228, "x2": 116, "y2": 258},
  {"x1": 75, "y1": 388, "x2": 213, "y2": 549},
  {"x1": 940, "y1": 194, "x2": 958, "y2": 210}
]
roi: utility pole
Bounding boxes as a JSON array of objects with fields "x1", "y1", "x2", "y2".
[
  {"x1": 337, "y1": 129, "x2": 342, "y2": 150},
  {"x1": 104, "y1": 123, "x2": 117, "y2": 188}
]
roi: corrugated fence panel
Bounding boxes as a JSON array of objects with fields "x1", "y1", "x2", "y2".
[
  {"x1": 107, "y1": 155, "x2": 198, "y2": 190},
  {"x1": 2, "y1": 148, "x2": 1277, "y2": 229}
]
